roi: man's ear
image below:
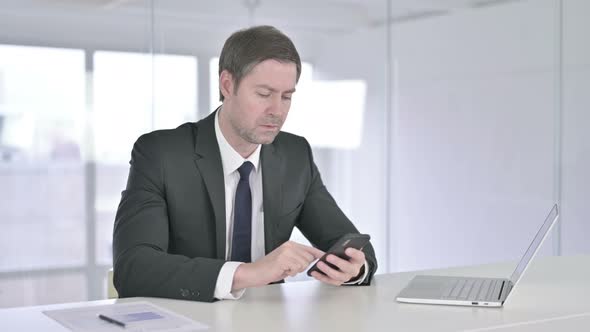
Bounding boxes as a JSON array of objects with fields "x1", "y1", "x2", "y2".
[{"x1": 219, "y1": 70, "x2": 234, "y2": 100}]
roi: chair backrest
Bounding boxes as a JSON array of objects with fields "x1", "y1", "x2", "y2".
[{"x1": 107, "y1": 268, "x2": 118, "y2": 299}]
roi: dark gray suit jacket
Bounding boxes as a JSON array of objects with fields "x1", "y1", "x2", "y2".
[{"x1": 113, "y1": 111, "x2": 377, "y2": 302}]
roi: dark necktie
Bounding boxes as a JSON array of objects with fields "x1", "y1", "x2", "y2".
[{"x1": 230, "y1": 161, "x2": 254, "y2": 263}]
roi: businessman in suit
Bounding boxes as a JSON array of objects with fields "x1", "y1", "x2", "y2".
[{"x1": 113, "y1": 25, "x2": 377, "y2": 302}]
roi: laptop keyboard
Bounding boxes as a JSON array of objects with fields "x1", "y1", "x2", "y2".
[{"x1": 441, "y1": 278, "x2": 503, "y2": 301}]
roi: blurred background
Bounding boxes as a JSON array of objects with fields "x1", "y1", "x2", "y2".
[{"x1": 0, "y1": 0, "x2": 588, "y2": 307}]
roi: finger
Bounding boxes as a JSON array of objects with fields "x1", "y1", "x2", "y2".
[
  {"x1": 280, "y1": 266, "x2": 298, "y2": 278},
  {"x1": 297, "y1": 243, "x2": 325, "y2": 259},
  {"x1": 286, "y1": 269, "x2": 298, "y2": 277},
  {"x1": 277, "y1": 244, "x2": 309, "y2": 272},
  {"x1": 345, "y1": 248, "x2": 366, "y2": 265},
  {"x1": 286, "y1": 251, "x2": 313, "y2": 273},
  {"x1": 291, "y1": 246, "x2": 317, "y2": 264},
  {"x1": 284, "y1": 242, "x2": 323, "y2": 262},
  {"x1": 325, "y1": 254, "x2": 357, "y2": 275},
  {"x1": 317, "y1": 260, "x2": 349, "y2": 283},
  {"x1": 281, "y1": 255, "x2": 307, "y2": 275},
  {"x1": 311, "y1": 271, "x2": 341, "y2": 286},
  {"x1": 286, "y1": 252, "x2": 316, "y2": 272},
  {"x1": 288, "y1": 246, "x2": 324, "y2": 270}
]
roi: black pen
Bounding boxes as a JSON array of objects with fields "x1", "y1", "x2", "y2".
[{"x1": 98, "y1": 314, "x2": 126, "y2": 328}]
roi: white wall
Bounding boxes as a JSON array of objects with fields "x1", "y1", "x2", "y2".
[
  {"x1": 390, "y1": 0, "x2": 558, "y2": 272},
  {"x1": 562, "y1": 0, "x2": 590, "y2": 256},
  {"x1": 313, "y1": 26, "x2": 390, "y2": 272},
  {"x1": 314, "y1": 0, "x2": 590, "y2": 274}
]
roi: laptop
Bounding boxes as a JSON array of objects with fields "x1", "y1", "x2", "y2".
[{"x1": 396, "y1": 204, "x2": 559, "y2": 307}]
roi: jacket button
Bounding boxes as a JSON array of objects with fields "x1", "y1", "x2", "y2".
[{"x1": 180, "y1": 288, "x2": 190, "y2": 297}]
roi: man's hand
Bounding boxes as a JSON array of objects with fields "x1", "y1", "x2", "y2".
[
  {"x1": 232, "y1": 241, "x2": 324, "y2": 291},
  {"x1": 309, "y1": 248, "x2": 366, "y2": 286}
]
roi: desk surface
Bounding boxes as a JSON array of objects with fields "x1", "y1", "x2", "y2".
[{"x1": 2, "y1": 255, "x2": 589, "y2": 332}]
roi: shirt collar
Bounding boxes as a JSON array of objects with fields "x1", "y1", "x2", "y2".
[{"x1": 215, "y1": 107, "x2": 261, "y2": 176}]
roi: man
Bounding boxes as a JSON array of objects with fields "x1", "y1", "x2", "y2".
[{"x1": 113, "y1": 25, "x2": 377, "y2": 303}]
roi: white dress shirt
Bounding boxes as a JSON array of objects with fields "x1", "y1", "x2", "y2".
[
  {"x1": 213, "y1": 110, "x2": 265, "y2": 300},
  {"x1": 212, "y1": 109, "x2": 368, "y2": 300}
]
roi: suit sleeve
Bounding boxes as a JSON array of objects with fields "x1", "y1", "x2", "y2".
[
  {"x1": 296, "y1": 139, "x2": 378, "y2": 285},
  {"x1": 112, "y1": 133, "x2": 225, "y2": 302}
]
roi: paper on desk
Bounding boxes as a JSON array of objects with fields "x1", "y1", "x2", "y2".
[{"x1": 43, "y1": 301, "x2": 209, "y2": 332}]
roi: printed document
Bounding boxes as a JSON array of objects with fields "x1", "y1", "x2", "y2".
[{"x1": 43, "y1": 301, "x2": 208, "y2": 331}]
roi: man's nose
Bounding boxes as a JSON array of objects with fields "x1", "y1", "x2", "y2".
[{"x1": 267, "y1": 95, "x2": 284, "y2": 115}]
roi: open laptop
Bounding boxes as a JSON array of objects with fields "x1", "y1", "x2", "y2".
[{"x1": 396, "y1": 204, "x2": 559, "y2": 307}]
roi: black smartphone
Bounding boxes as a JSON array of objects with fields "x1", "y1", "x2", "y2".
[{"x1": 307, "y1": 233, "x2": 371, "y2": 277}]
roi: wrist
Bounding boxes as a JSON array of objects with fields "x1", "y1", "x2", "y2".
[
  {"x1": 232, "y1": 263, "x2": 257, "y2": 291},
  {"x1": 350, "y1": 264, "x2": 365, "y2": 282}
]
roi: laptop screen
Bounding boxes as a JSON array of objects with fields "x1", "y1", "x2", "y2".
[{"x1": 509, "y1": 204, "x2": 559, "y2": 284}]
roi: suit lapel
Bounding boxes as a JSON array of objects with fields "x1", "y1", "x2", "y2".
[
  {"x1": 193, "y1": 112, "x2": 226, "y2": 260},
  {"x1": 261, "y1": 143, "x2": 283, "y2": 254}
]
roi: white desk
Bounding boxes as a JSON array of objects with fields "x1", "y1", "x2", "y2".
[{"x1": 1, "y1": 255, "x2": 589, "y2": 332}]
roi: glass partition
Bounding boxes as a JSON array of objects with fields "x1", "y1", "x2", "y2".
[
  {"x1": 1, "y1": 0, "x2": 587, "y2": 308},
  {"x1": 388, "y1": 0, "x2": 561, "y2": 271}
]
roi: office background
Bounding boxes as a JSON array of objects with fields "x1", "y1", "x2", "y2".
[{"x1": 0, "y1": 0, "x2": 587, "y2": 308}]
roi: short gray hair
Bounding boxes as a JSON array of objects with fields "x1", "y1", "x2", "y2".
[{"x1": 218, "y1": 25, "x2": 302, "y2": 102}]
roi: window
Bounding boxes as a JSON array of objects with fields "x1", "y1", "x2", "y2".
[
  {"x1": 93, "y1": 51, "x2": 197, "y2": 164},
  {"x1": 0, "y1": 45, "x2": 86, "y2": 306},
  {"x1": 93, "y1": 51, "x2": 198, "y2": 265},
  {"x1": 210, "y1": 58, "x2": 221, "y2": 112},
  {"x1": 0, "y1": 46, "x2": 199, "y2": 307}
]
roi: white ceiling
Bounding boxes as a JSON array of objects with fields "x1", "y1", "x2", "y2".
[
  {"x1": 3, "y1": 0, "x2": 522, "y2": 29},
  {"x1": 0, "y1": 0, "x2": 522, "y2": 57}
]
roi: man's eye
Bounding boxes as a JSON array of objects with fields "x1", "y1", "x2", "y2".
[
  {"x1": 257, "y1": 92, "x2": 270, "y2": 98},
  {"x1": 282, "y1": 95, "x2": 292, "y2": 101}
]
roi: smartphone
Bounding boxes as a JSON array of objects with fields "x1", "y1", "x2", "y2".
[{"x1": 307, "y1": 233, "x2": 371, "y2": 277}]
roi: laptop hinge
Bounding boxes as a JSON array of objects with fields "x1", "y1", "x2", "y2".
[{"x1": 498, "y1": 280, "x2": 513, "y2": 301}]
